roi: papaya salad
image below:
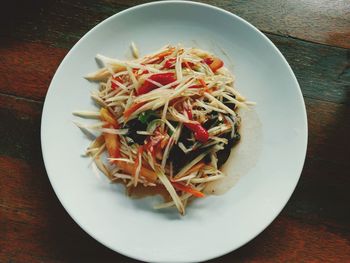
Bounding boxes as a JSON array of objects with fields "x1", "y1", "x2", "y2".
[{"x1": 73, "y1": 45, "x2": 252, "y2": 215}]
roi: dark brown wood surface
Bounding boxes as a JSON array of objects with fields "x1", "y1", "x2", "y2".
[{"x1": 1, "y1": 1, "x2": 349, "y2": 262}]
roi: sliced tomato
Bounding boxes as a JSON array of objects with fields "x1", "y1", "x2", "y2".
[{"x1": 137, "y1": 73, "x2": 176, "y2": 95}]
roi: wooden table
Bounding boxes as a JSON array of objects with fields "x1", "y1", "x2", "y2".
[{"x1": 1, "y1": 1, "x2": 349, "y2": 262}]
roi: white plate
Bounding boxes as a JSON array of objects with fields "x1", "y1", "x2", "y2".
[{"x1": 41, "y1": 1, "x2": 307, "y2": 262}]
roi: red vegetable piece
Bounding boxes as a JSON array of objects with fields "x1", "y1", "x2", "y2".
[
  {"x1": 203, "y1": 57, "x2": 223, "y2": 72},
  {"x1": 188, "y1": 85, "x2": 202, "y2": 89},
  {"x1": 185, "y1": 122, "x2": 209, "y2": 142},
  {"x1": 184, "y1": 109, "x2": 209, "y2": 142},
  {"x1": 137, "y1": 73, "x2": 176, "y2": 95},
  {"x1": 111, "y1": 77, "x2": 123, "y2": 90},
  {"x1": 209, "y1": 57, "x2": 224, "y2": 72},
  {"x1": 163, "y1": 58, "x2": 177, "y2": 69},
  {"x1": 103, "y1": 125, "x2": 121, "y2": 158},
  {"x1": 172, "y1": 182, "x2": 205, "y2": 198},
  {"x1": 203, "y1": 57, "x2": 213, "y2": 65}
]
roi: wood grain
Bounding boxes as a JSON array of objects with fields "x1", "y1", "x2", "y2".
[
  {"x1": 1, "y1": 0, "x2": 350, "y2": 262},
  {"x1": 0, "y1": 38, "x2": 67, "y2": 101},
  {"x1": 0, "y1": 155, "x2": 349, "y2": 262},
  {"x1": 0, "y1": 94, "x2": 42, "y2": 160},
  {"x1": 0, "y1": 94, "x2": 349, "y2": 262},
  {"x1": 2, "y1": 0, "x2": 349, "y2": 48},
  {"x1": 1, "y1": 35, "x2": 349, "y2": 104},
  {"x1": 268, "y1": 34, "x2": 350, "y2": 104},
  {"x1": 200, "y1": 0, "x2": 350, "y2": 49},
  {"x1": 0, "y1": 156, "x2": 134, "y2": 263}
]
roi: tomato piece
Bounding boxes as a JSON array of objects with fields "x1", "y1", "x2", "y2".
[
  {"x1": 163, "y1": 58, "x2": 176, "y2": 69},
  {"x1": 137, "y1": 73, "x2": 176, "y2": 95},
  {"x1": 209, "y1": 57, "x2": 224, "y2": 72},
  {"x1": 111, "y1": 77, "x2": 123, "y2": 90},
  {"x1": 203, "y1": 56, "x2": 223, "y2": 72}
]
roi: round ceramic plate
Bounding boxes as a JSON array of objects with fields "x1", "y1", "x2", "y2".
[{"x1": 41, "y1": 1, "x2": 307, "y2": 262}]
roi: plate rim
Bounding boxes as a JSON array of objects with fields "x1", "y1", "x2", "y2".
[{"x1": 41, "y1": 1, "x2": 308, "y2": 262}]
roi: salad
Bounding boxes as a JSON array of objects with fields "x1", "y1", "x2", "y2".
[{"x1": 74, "y1": 44, "x2": 252, "y2": 215}]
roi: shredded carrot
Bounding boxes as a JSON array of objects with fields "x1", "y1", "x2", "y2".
[
  {"x1": 123, "y1": 102, "x2": 146, "y2": 119},
  {"x1": 172, "y1": 182, "x2": 205, "y2": 198},
  {"x1": 100, "y1": 108, "x2": 118, "y2": 127},
  {"x1": 117, "y1": 161, "x2": 157, "y2": 183},
  {"x1": 198, "y1": 78, "x2": 209, "y2": 93},
  {"x1": 103, "y1": 126, "x2": 121, "y2": 158},
  {"x1": 154, "y1": 48, "x2": 175, "y2": 59},
  {"x1": 185, "y1": 162, "x2": 205, "y2": 175}
]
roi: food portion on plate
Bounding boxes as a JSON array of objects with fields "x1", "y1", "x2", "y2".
[{"x1": 73, "y1": 44, "x2": 253, "y2": 215}]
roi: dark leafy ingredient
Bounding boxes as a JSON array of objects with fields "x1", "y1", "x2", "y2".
[
  {"x1": 203, "y1": 112, "x2": 221, "y2": 130},
  {"x1": 138, "y1": 110, "x2": 158, "y2": 124},
  {"x1": 169, "y1": 113, "x2": 241, "y2": 172},
  {"x1": 216, "y1": 132, "x2": 240, "y2": 168},
  {"x1": 179, "y1": 125, "x2": 194, "y2": 147},
  {"x1": 223, "y1": 96, "x2": 236, "y2": 110},
  {"x1": 124, "y1": 118, "x2": 148, "y2": 145},
  {"x1": 169, "y1": 144, "x2": 209, "y2": 173},
  {"x1": 169, "y1": 125, "x2": 204, "y2": 172},
  {"x1": 203, "y1": 153, "x2": 211, "y2": 164}
]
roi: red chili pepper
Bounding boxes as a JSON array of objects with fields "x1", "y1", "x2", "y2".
[
  {"x1": 185, "y1": 122, "x2": 209, "y2": 142},
  {"x1": 137, "y1": 73, "x2": 176, "y2": 95},
  {"x1": 185, "y1": 108, "x2": 193, "y2": 119},
  {"x1": 188, "y1": 84, "x2": 202, "y2": 89},
  {"x1": 184, "y1": 109, "x2": 209, "y2": 143}
]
